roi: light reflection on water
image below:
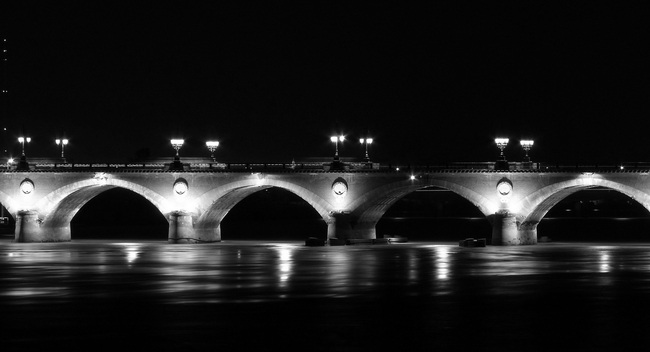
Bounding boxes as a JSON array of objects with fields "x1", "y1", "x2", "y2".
[
  {"x1": 3, "y1": 240, "x2": 650, "y2": 306},
  {"x1": 5, "y1": 240, "x2": 650, "y2": 351}
]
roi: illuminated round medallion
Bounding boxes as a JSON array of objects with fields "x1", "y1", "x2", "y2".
[
  {"x1": 20, "y1": 179, "x2": 34, "y2": 195},
  {"x1": 173, "y1": 179, "x2": 188, "y2": 195},
  {"x1": 496, "y1": 178, "x2": 513, "y2": 203},
  {"x1": 332, "y1": 180, "x2": 348, "y2": 199},
  {"x1": 497, "y1": 182, "x2": 512, "y2": 196}
]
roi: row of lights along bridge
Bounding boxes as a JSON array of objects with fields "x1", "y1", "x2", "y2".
[
  {"x1": 10, "y1": 135, "x2": 375, "y2": 164},
  {"x1": 10, "y1": 135, "x2": 532, "y2": 170}
]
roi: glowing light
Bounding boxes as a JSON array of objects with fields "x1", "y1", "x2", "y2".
[
  {"x1": 359, "y1": 137, "x2": 374, "y2": 161},
  {"x1": 171, "y1": 139, "x2": 184, "y2": 158},
  {"x1": 497, "y1": 182, "x2": 512, "y2": 196},
  {"x1": 253, "y1": 173, "x2": 264, "y2": 187},
  {"x1": 20, "y1": 179, "x2": 34, "y2": 195},
  {"x1": 115, "y1": 243, "x2": 142, "y2": 264},
  {"x1": 173, "y1": 180, "x2": 188, "y2": 195},
  {"x1": 435, "y1": 246, "x2": 451, "y2": 280},
  {"x1": 273, "y1": 245, "x2": 296, "y2": 287},
  {"x1": 410, "y1": 175, "x2": 416, "y2": 180},
  {"x1": 599, "y1": 251, "x2": 610, "y2": 273},
  {"x1": 495, "y1": 138, "x2": 509, "y2": 162},
  {"x1": 496, "y1": 178, "x2": 513, "y2": 204},
  {"x1": 93, "y1": 172, "x2": 108, "y2": 185},
  {"x1": 332, "y1": 181, "x2": 348, "y2": 199},
  {"x1": 520, "y1": 140, "x2": 534, "y2": 162},
  {"x1": 206, "y1": 141, "x2": 219, "y2": 161}
]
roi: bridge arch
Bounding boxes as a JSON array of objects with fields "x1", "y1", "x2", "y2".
[
  {"x1": 516, "y1": 177, "x2": 650, "y2": 226},
  {"x1": 15, "y1": 178, "x2": 174, "y2": 242},
  {"x1": 341, "y1": 178, "x2": 496, "y2": 239},
  {"x1": 193, "y1": 177, "x2": 333, "y2": 240},
  {"x1": 36, "y1": 178, "x2": 172, "y2": 220}
]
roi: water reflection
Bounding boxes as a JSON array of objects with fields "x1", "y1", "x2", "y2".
[
  {"x1": 434, "y1": 245, "x2": 451, "y2": 280},
  {"x1": 4, "y1": 240, "x2": 650, "y2": 351},
  {"x1": 599, "y1": 249, "x2": 611, "y2": 273},
  {"x1": 2, "y1": 240, "x2": 650, "y2": 304},
  {"x1": 271, "y1": 243, "x2": 296, "y2": 289}
]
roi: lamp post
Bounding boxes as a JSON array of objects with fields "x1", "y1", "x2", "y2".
[
  {"x1": 17, "y1": 137, "x2": 30, "y2": 170},
  {"x1": 206, "y1": 141, "x2": 219, "y2": 162},
  {"x1": 359, "y1": 137, "x2": 373, "y2": 163},
  {"x1": 494, "y1": 138, "x2": 509, "y2": 171},
  {"x1": 330, "y1": 135, "x2": 344, "y2": 161},
  {"x1": 495, "y1": 138, "x2": 509, "y2": 160},
  {"x1": 55, "y1": 138, "x2": 69, "y2": 162},
  {"x1": 18, "y1": 136, "x2": 30, "y2": 157},
  {"x1": 170, "y1": 139, "x2": 184, "y2": 170},
  {"x1": 520, "y1": 140, "x2": 534, "y2": 162}
]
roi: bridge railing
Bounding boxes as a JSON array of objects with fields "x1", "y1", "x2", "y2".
[{"x1": 11, "y1": 161, "x2": 650, "y2": 172}]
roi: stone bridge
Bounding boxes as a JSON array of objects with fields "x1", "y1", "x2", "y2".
[{"x1": 2, "y1": 163, "x2": 650, "y2": 245}]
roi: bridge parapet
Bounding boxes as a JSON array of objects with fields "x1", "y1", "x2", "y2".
[{"x1": 8, "y1": 159, "x2": 650, "y2": 173}]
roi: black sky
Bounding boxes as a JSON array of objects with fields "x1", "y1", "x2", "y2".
[{"x1": 1, "y1": 2, "x2": 649, "y2": 164}]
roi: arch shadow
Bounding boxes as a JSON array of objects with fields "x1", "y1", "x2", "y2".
[
  {"x1": 342, "y1": 179, "x2": 495, "y2": 239},
  {"x1": 193, "y1": 177, "x2": 332, "y2": 240},
  {"x1": 518, "y1": 178, "x2": 650, "y2": 226},
  {"x1": 376, "y1": 186, "x2": 490, "y2": 241},
  {"x1": 71, "y1": 187, "x2": 169, "y2": 240},
  {"x1": 220, "y1": 187, "x2": 328, "y2": 240}
]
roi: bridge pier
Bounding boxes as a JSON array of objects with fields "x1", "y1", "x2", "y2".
[
  {"x1": 168, "y1": 212, "x2": 195, "y2": 243},
  {"x1": 327, "y1": 214, "x2": 377, "y2": 241},
  {"x1": 327, "y1": 213, "x2": 352, "y2": 241},
  {"x1": 489, "y1": 212, "x2": 537, "y2": 245},
  {"x1": 14, "y1": 210, "x2": 71, "y2": 242},
  {"x1": 168, "y1": 211, "x2": 219, "y2": 243}
]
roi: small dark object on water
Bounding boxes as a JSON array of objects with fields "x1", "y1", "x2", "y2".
[
  {"x1": 305, "y1": 237, "x2": 327, "y2": 246},
  {"x1": 383, "y1": 235, "x2": 408, "y2": 243},
  {"x1": 346, "y1": 238, "x2": 390, "y2": 245},
  {"x1": 459, "y1": 238, "x2": 486, "y2": 247}
]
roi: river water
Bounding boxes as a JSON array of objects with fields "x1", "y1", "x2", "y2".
[{"x1": 2, "y1": 239, "x2": 650, "y2": 351}]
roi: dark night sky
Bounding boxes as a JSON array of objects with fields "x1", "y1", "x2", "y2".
[{"x1": 1, "y1": 2, "x2": 649, "y2": 164}]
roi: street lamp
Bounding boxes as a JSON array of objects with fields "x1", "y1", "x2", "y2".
[
  {"x1": 330, "y1": 135, "x2": 345, "y2": 161},
  {"x1": 520, "y1": 140, "x2": 534, "y2": 162},
  {"x1": 17, "y1": 136, "x2": 31, "y2": 170},
  {"x1": 18, "y1": 136, "x2": 31, "y2": 157},
  {"x1": 494, "y1": 138, "x2": 509, "y2": 171},
  {"x1": 359, "y1": 137, "x2": 373, "y2": 162},
  {"x1": 55, "y1": 138, "x2": 69, "y2": 162},
  {"x1": 206, "y1": 141, "x2": 219, "y2": 162},
  {"x1": 495, "y1": 138, "x2": 509, "y2": 160},
  {"x1": 171, "y1": 139, "x2": 184, "y2": 158},
  {"x1": 170, "y1": 139, "x2": 184, "y2": 170}
]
